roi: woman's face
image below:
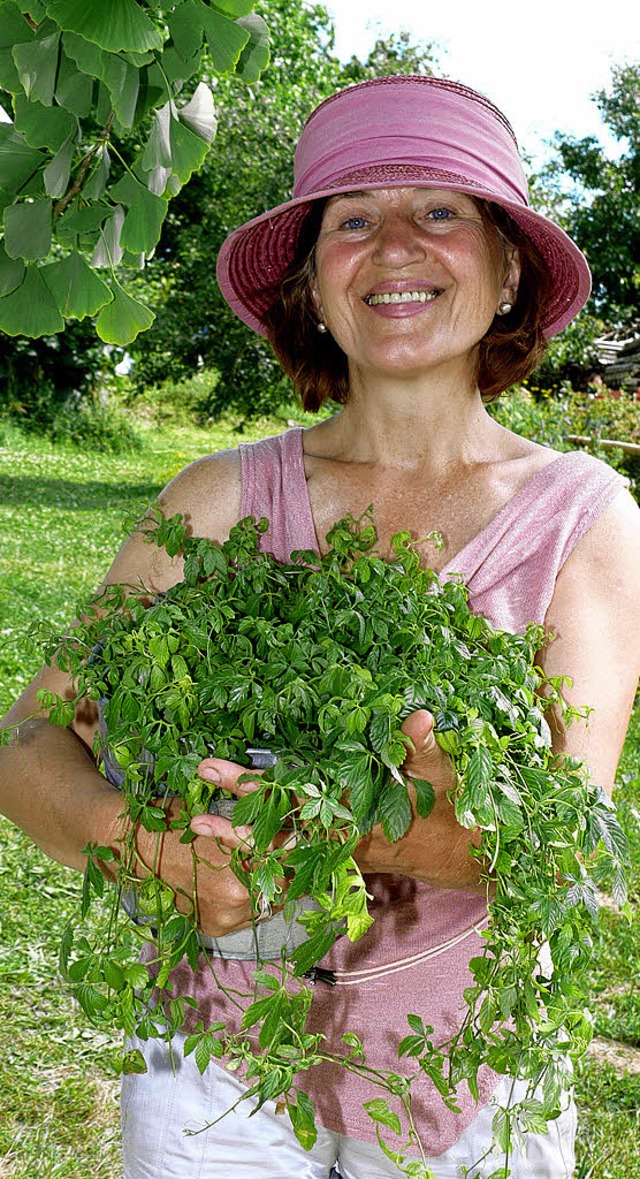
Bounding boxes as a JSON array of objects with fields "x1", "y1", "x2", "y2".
[{"x1": 310, "y1": 187, "x2": 520, "y2": 385}]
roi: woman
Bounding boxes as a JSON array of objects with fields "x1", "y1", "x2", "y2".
[{"x1": 2, "y1": 76, "x2": 640, "y2": 1178}]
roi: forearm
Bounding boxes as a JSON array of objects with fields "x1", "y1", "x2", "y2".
[{"x1": 0, "y1": 716, "x2": 126, "y2": 872}]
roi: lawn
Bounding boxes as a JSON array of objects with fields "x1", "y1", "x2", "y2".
[{"x1": 0, "y1": 414, "x2": 638, "y2": 1177}]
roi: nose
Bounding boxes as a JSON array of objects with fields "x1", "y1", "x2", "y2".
[{"x1": 372, "y1": 213, "x2": 427, "y2": 267}]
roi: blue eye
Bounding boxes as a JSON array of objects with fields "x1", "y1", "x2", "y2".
[
  {"x1": 341, "y1": 215, "x2": 368, "y2": 230},
  {"x1": 427, "y1": 207, "x2": 454, "y2": 221}
]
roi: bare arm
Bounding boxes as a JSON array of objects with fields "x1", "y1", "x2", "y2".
[
  {"x1": 0, "y1": 449, "x2": 256, "y2": 936},
  {"x1": 538, "y1": 488, "x2": 640, "y2": 792}
]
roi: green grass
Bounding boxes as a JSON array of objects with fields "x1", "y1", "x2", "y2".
[{"x1": 0, "y1": 411, "x2": 639, "y2": 1177}]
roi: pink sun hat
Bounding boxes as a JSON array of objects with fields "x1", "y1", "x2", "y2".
[{"x1": 217, "y1": 76, "x2": 591, "y2": 339}]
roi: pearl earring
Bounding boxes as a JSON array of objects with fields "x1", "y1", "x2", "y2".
[
  {"x1": 497, "y1": 302, "x2": 512, "y2": 316},
  {"x1": 317, "y1": 321, "x2": 327, "y2": 333}
]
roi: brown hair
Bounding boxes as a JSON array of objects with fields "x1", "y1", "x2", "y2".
[{"x1": 264, "y1": 198, "x2": 553, "y2": 412}]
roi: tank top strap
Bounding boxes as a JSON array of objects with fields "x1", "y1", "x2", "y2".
[{"x1": 238, "y1": 427, "x2": 318, "y2": 564}]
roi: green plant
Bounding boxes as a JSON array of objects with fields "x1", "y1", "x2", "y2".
[
  {"x1": 12, "y1": 509, "x2": 630, "y2": 1178},
  {"x1": 0, "y1": 1, "x2": 269, "y2": 345}
]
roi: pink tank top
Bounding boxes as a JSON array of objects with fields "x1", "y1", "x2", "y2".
[{"x1": 170, "y1": 428, "x2": 626, "y2": 1154}]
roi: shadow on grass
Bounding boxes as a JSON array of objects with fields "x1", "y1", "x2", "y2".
[{"x1": 0, "y1": 476, "x2": 161, "y2": 511}]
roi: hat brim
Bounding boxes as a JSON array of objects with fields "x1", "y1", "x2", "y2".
[{"x1": 217, "y1": 177, "x2": 591, "y2": 341}]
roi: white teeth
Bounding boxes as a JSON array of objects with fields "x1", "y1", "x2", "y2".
[{"x1": 365, "y1": 290, "x2": 440, "y2": 306}]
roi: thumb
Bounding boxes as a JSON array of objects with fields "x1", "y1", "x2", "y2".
[{"x1": 401, "y1": 709, "x2": 456, "y2": 791}]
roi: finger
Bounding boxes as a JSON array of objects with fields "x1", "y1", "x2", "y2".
[
  {"x1": 190, "y1": 813, "x2": 254, "y2": 849},
  {"x1": 401, "y1": 709, "x2": 456, "y2": 790},
  {"x1": 197, "y1": 757, "x2": 264, "y2": 796}
]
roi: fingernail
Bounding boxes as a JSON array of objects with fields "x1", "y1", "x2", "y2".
[{"x1": 199, "y1": 765, "x2": 221, "y2": 783}]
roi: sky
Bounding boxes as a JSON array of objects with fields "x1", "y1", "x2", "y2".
[{"x1": 323, "y1": 0, "x2": 639, "y2": 166}]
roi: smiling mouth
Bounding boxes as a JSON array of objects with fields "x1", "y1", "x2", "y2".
[{"x1": 364, "y1": 290, "x2": 442, "y2": 306}]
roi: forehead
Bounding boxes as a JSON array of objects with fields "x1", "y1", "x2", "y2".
[{"x1": 324, "y1": 187, "x2": 481, "y2": 212}]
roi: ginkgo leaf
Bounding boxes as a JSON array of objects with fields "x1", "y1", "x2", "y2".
[
  {"x1": 0, "y1": 2, "x2": 34, "y2": 94},
  {"x1": 83, "y1": 145, "x2": 111, "y2": 201},
  {"x1": 15, "y1": 0, "x2": 47, "y2": 17},
  {"x1": 43, "y1": 137, "x2": 75, "y2": 198},
  {"x1": 140, "y1": 103, "x2": 172, "y2": 171},
  {"x1": 42, "y1": 249, "x2": 112, "y2": 318},
  {"x1": 95, "y1": 280, "x2": 154, "y2": 344},
  {"x1": 178, "y1": 82, "x2": 217, "y2": 143},
  {"x1": 13, "y1": 92, "x2": 77, "y2": 151},
  {"x1": 201, "y1": 5, "x2": 250, "y2": 74},
  {"x1": 235, "y1": 13, "x2": 269, "y2": 84},
  {"x1": 101, "y1": 54, "x2": 140, "y2": 130},
  {"x1": 0, "y1": 262, "x2": 64, "y2": 335},
  {"x1": 92, "y1": 204, "x2": 124, "y2": 267},
  {"x1": 62, "y1": 30, "x2": 104, "y2": 80},
  {"x1": 12, "y1": 31, "x2": 60, "y2": 106},
  {"x1": 55, "y1": 49, "x2": 94, "y2": 115},
  {"x1": 211, "y1": 0, "x2": 255, "y2": 15},
  {"x1": 0, "y1": 243, "x2": 25, "y2": 296},
  {"x1": 167, "y1": 0, "x2": 204, "y2": 61},
  {"x1": 4, "y1": 198, "x2": 52, "y2": 261},
  {"x1": 169, "y1": 113, "x2": 211, "y2": 183},
  {"x1": 0, "y1": 125, "x2": 45, "y2": 195},
  {"x1": 110, "y1": 172, "x2": 168, "y2": 254},
  {"x1": 45, "y1": 0, "x2": 163, "y2": 54}
]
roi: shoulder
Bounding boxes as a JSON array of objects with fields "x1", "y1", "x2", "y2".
[
  {"x1": 102, "y1": 447, "x2": 243, "y2": 596},
  {"x1": 158, "y1": 447, "x2": 242, "y2": 538},
  {"x1": 547, "y1": 484, "x2": 640, "y2": 638}
]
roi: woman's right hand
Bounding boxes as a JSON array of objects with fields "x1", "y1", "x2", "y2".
[{"x1": 129, "y1": 797, "x2": 257, "y2": 939}]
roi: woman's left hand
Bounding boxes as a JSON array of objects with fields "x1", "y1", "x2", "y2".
[{"x1": 354, "y1": 709, "x2": 485, "y2": 891}]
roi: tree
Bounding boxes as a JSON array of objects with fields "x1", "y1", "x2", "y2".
[
  {"x1": 541, "y1": 63, "x2": 639, "y2": 324},
  {"x1": 128, "y1": 2, "x2": 439, "y2": 418},
  {"x1": 0, "y1": 0, "x2": 270, "y2": 352}
]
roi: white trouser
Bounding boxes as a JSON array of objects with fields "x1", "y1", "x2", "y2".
[{"x1": 121, "y1": 1032, "x2": 576, "y2": 1179}]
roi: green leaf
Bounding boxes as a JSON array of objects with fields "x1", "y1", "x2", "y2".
[
  {"x1": 83, "y1": 144, "x2": 110, "y2": 201},
  {"x1": 0, "y1": 2, "x2": 34, "y2": 93},
  {"x1": 288, "y1": 1090, "x2": 317, "y2": 1152},
  {"x1": 363, "y1": 1097, "x2": 402, "y2": 1135},
  {"x1": 178, "y1": 82, "x2": 217, "y2": 143},
  {"x1": 91, "y1": 203, "x2": 124, "y2": 267},
  {"x1": 61, "y1": 30, "x2": 104, "y2": 80},
  {"x1": 4, "y1": 198, "x2": 52, "y2": 261},
  {"x1": 412, "y1": 777, "x2": 436, "y2": 819},
  {"x1": 0, "y1": 125, "x2": 45, "y2": 195},
  {"x1": 169, "y1": 112, "x2": 211, "y2": 183},
  {"x1": 55, "y1": 48, "x2": 94, "y2": 116},
  {"x1": 13, "y1": 93, "x2": 77, "y2": 151},
  {"x1": 42, "y1": 250, "x2": 112, "y2": 318},
  {"x1": 15, "y1": 0, "x2": 47, "y2": 17},
  {"x1": 43, "y1": 137, "x2": 75, "y2": 198},
  {"x1": 100, "y1": 53, "x2": 139, "y2": 129},
  {"x1": 467, "y1": 745, "x2": 493, "y2": 790},
  {"x1": 0, "y1": 242, "x2": 25, "y2": 296},
  {"x1": 120, "y1": 1048, "x2": 147, "y2": 1075},
  {"x1": 235, "y1": 13, "x2": 269, "y2": 84},
  {"x1": 13, "y1": 30, "x2": 60, "y2": 105},
  {"x1": 167, "y1": 0, "x2": 204, "y2": 61},
  {"x1": 56, "y1": 199, "x2": 110, "y2": 246},
  {"x1": 201, "y1": 4, "x2": 250, "y2": 74},
  {"x1": 211, "y1": 0, "x2": 254, "y2": 15},
  {"x1": 95, "y1": 278, "x2": 154, "y2": 345},
  {"x1": 46, "y1": 0, "x2": 163, "y2": 54},
  {"x1": 110, "y1": 172, "x2": 168, "y2": 253},
  {"x1": 378, "y1": 780, "x2": 412, "y2": 843},
  {"x1": 337, "y1": 751, "x2": 373, "y2": 820}
]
